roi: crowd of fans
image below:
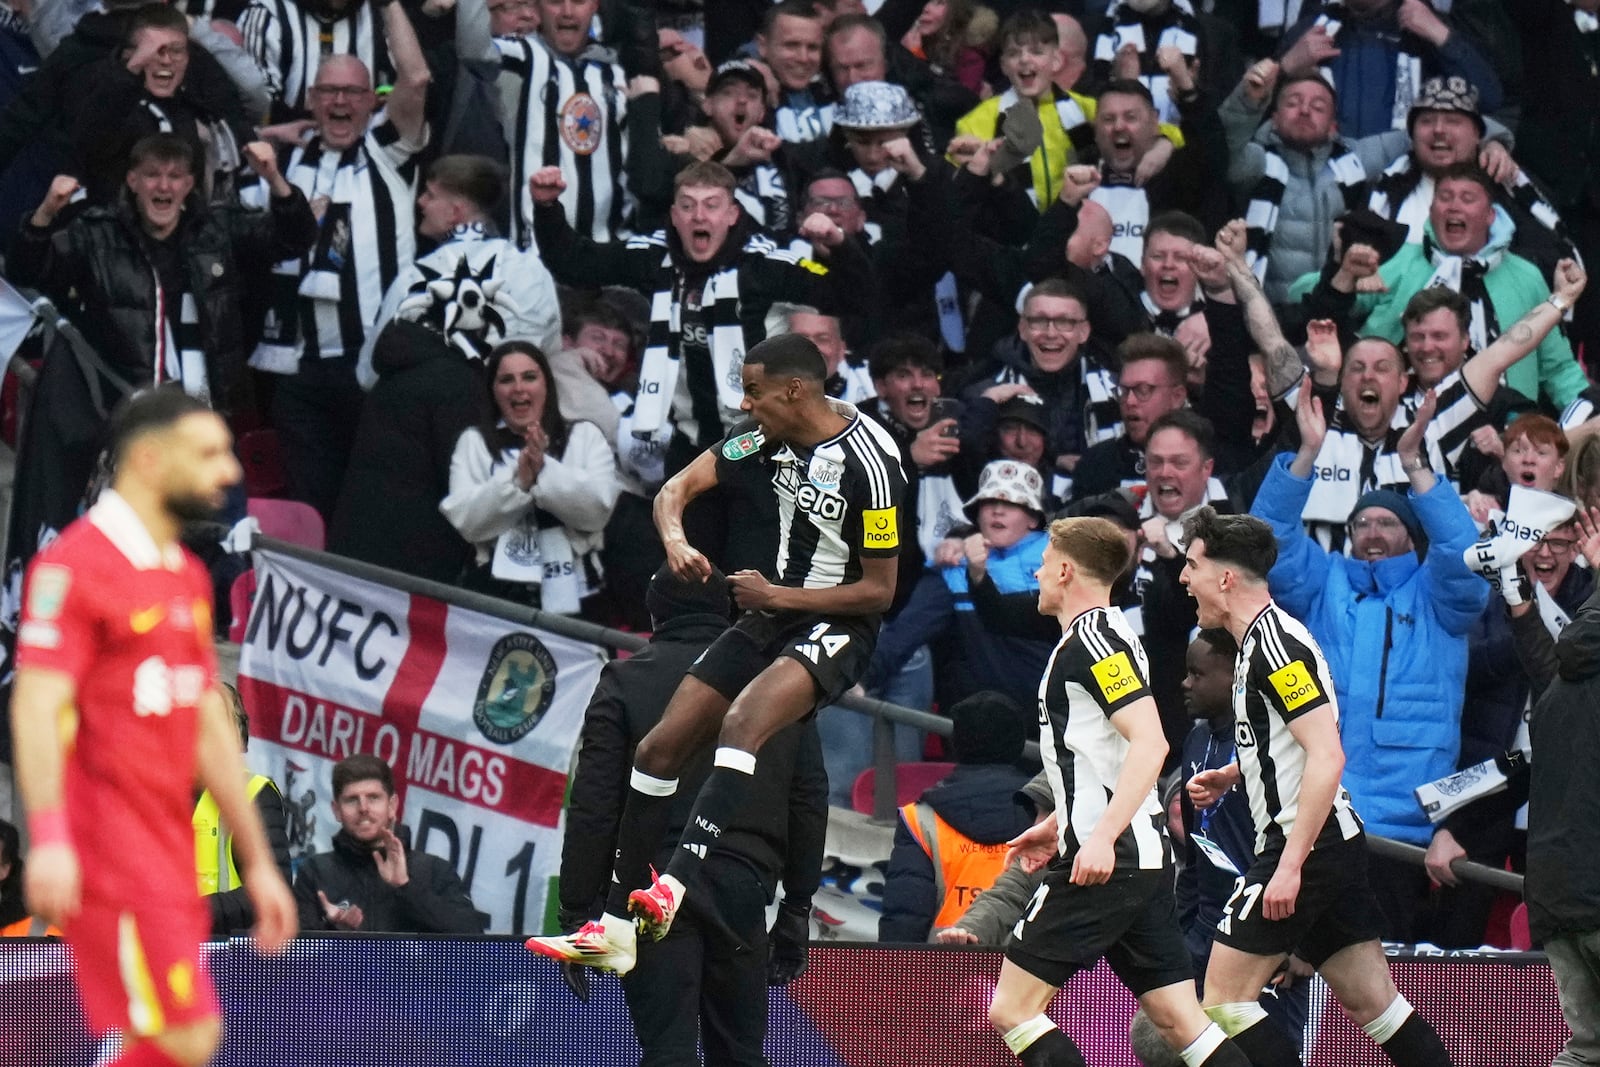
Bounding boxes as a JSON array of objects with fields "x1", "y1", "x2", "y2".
[{"x1": 1, "y1": 0, "x2": 1597, "y2": 960}]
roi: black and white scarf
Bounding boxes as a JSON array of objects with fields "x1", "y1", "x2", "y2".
[
  {"x1": 1245, "y1": 141, "x2": 1368, "y2": 283},
  {"x1": 732, "y1": 162, "x2": 791, "y2": 235},
  {"x1": 1370, "y1": 154, "x2": 1567, "y2": 250},
  {"x1": 153, "y1": 276, "x2": 208, "y2": 404},
  {"x1": 1422, "y1": 227, "x2": 1509, "y2": 353},
  {"x1": 632, "y1": 231, "x2": 778, "y2": 438},
  {"x1": 1140, "y1": 290, "x2": 1204, "y2": 335},
  {"x1": 137, "y1": 99, "x2": 241, "y2": 206},
  {"x1": 1092, "y1": 0, "x2": 1202, "y2": 122},
  {"x1": 1312, "y1": 7, "x2": 1424, "y2": 131}
]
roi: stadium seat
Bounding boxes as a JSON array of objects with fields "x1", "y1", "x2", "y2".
[
  {"x1": 850, "y1": 762, "x2": 958, "y2": 815},
  {"x1": 237, "y1": 429, "x2": 287, "y2": 498},
  {"x1": 247, "y1": 498, "x2": 326, "y2": 551}
]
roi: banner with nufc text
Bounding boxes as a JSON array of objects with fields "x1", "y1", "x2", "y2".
[{"x1": 236, "y1": 547, "x2": 606, "y2": 936}]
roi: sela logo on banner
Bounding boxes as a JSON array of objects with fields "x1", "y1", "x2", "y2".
[{"x1": 1498, "y1": 518, "x2": 1545, "y2": 544}]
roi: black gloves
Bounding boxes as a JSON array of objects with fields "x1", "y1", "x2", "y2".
[
  {"x1": 560, "y1": 962, "x2": 592, "y2": 1002},
  {"x1": 766, "y1": 899, "x2": 811, "y2": 986}
]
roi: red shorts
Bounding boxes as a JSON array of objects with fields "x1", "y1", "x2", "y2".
[{"x1": 65, "y1": 898, "x2": 218, "y2": 1036}]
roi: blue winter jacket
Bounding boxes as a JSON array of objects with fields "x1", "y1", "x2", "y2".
[{"x1": 1250, "y1": 454, "x2": 1487, "y2": 845}]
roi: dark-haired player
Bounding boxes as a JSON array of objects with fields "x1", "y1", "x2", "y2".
[
  {"x1": 11, "y1": 387, "x2": 297, "y2": 1067},
  {"x1": 527, "y1": 332, "x2": 906, "y2": 973},
  {"x1": 989, "y1": 516, "x2": 1251, "y2": 1067},
  {"x1": 1179, "y1": 507, "x2": 1453, "y2": 1067}
]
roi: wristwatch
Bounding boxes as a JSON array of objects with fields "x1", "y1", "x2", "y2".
[
  {"x1": 1549, "y1": 294, "x2": 1573, "y2": 314},
  {"x1": 1401, "y1": 454, "x2": 1429, "y2": 474}
]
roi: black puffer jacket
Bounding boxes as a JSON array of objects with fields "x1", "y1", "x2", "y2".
[
  {"x1": 8, "y1": 188, "x2": 317, "y2": 416},
  {"x1": 0, "y1": 10, "x2": 249, "y2": 178}
]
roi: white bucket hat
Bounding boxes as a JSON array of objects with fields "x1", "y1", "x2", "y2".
[
  {"x1": 965, "y1": 460, "x2": 1045, "y2": 518},
  {"x1": 835, "y1": 81, "x2": 921, "y2": 131}
]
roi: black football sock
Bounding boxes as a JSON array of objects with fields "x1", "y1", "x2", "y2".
[
  {"x1": 663, "y1": 747, "x2": 758, "y2": 888},
  {"x1": 601, "y1": 767, "x2": 679, "y2": 918},
  {"x1": 1365, "y1": 997, "x2": 1451, "y2": 1067},
  {"x1": 1002, "y1": 1016, "x2": 1087, "y2": 1067}
]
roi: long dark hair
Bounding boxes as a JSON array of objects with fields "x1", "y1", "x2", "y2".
[{"x1": 479, "y1": 341, "x2": 569, "y2": 460}]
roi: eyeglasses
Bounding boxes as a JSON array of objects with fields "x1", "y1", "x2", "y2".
[
  {"x1": 1113, "y1": 382, "x2": 1175, "y2": 401},
  {"x1": 1348, "y1": 516, "x2": 1406, "y2": 533},
  {"x1": 490, "y1": 0, "x2": 536, "y2": 10},
  {"x1": 311, "y1": 84, "x2": 371, "y2": 99},
  {"x1": 1536, "y1": 536, "x2": 1577, "y2": 554},
  {"x1": 805, "y1": 195, "x2": 858, "y2": 211},
  {"x1": 1022, "y1": 314, "x2": 1086, "y2": 333}
]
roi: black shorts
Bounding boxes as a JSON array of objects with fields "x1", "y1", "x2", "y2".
[
  {"x1": 1209, "y1": 834, "x2": 1382, "y2": 966},
  {"x1": 1004, "y1": 865, "x2": 1193, "y2": 995},
  {"x1": 687, "y1": 609, "x2": 878, "y2": 709}
]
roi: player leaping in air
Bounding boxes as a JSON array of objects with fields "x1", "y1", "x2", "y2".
[{"x1": 526, "y1": 332, "x2": 906, "y2": 973}]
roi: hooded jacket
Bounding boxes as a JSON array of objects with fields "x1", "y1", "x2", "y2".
[
  {"x1": 8, "y1": 186, "x2": 317, "y2": 417},
  {"x1": 326, "y1": 319, "x2": 480, "y2": 583},
  {"x1": 879, "y1": 761, "x2": 1035, "y2": 942},
  {"x1": 1289, "y1": 208, "x2": 1588, "y2": 409},
  {"x1": 1251, "y1": 453, "x2": 1487, "y2": 846},
  {"x1": 1526, "y1": 584, "x2": 1600, "y2": 940}
]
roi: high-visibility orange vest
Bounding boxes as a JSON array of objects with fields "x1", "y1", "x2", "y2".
[
  {"x1": 1, "y1": 916, "x2": 62, "y2": 937},
  {"x1": 900, "y1": 801, "x2": 1011, "y2": 930}
]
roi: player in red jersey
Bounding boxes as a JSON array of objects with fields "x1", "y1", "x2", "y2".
[{"x1": 10, "y1": 388, "x2": 297, "y2": 1067}]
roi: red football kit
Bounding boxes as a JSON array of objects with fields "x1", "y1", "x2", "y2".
[{"x1": 16, "y1": 490, "x2": 221, "y2": 1036}]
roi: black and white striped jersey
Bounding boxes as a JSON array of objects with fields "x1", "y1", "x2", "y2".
[
  {"x1": 1395, "y1": 368, "x2": 1492, "y2": 480},
  {"x1": 494, "y1": 35, "x2": 630, "y2": 248},
  {"x1": 1036, "y1": 606, "x2": 1171, "y2": 870},
  {"x1": 240, "y1": 0, "x2": 391, "y2": 116},
  {"x1": 1234, "y1": 602, "x2": 1364, "y2": 859},
  {"x1": 714, "y1": 405, "x2": 906, "y2": 591},
  {"x1": 244, "y1": 117, "x2": 422, "y2": 367}
]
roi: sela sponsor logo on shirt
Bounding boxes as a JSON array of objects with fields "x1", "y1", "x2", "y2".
[
  {"x1": 1235, "y1": 719, "x2": 1257, "y2": 749},
  {"x1": 1314, "y1": 465, "x2": 1353, "y2": 482},
  {"x1": 776, "y1": 463, "x2": 846, "y2": 520},
  {"x1": 1111, "y1": 221, "x2": 1147, "y2": 240},
  {"x1": 1089, "y1": 650, "x2": 1144, "y2": 702},
  {"x1": 1268, "y1": 660, "x2": 1321, "y2": 713}
]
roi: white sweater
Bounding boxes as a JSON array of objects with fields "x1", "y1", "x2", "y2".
[{"x1": 439, "y1": 420, "x2": 621, "y2": 567}]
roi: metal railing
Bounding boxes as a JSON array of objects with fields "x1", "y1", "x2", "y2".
[{"x1": 249, "y1": 537, "x2": 1526, "y2": 897}]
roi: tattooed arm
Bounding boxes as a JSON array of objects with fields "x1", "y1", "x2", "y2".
[
  {"x1": 1460, "y1": 259, "x2": 1587, "y2": 405},
  {"x1": 1225, "y1": 257, "x2": 1303, "y2": 399}
]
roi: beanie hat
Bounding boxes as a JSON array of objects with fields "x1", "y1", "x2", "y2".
[
  {"x1": 1350, "y1": 490, "x2": 1424, "y2": 549},
  {"x1": 646, "y1": 564, "x2": 730, "y2": 625},
  {"x1": 949, "y1": 691, "x2": 1029, "y2": 766}
]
